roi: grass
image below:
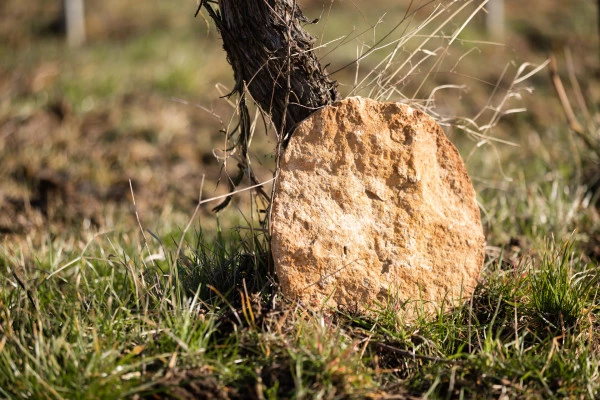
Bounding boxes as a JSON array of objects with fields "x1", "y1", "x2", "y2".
[
  {"x1": 1, "y1": 0, "x2": 600, "y2": 398},
  {"x1": 530, "y1": 241, "x2": 598, "y2": 329},
  {"x1": 1, "y1": 228, "x2": 599, "y2": 398}
]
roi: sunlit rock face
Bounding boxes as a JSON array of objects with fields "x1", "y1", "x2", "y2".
[{"x1": 271, "y1": 96, "x2": 485, "y2": 319}]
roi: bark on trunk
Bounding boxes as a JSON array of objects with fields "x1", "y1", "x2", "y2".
[{"x1": 200, "y1": 0, "x2": 339, "y2": 140}]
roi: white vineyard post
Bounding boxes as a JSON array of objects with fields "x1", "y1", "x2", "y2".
[
  {"x1": 63, "y1": 0, "x2": 86, "y2": 47},
  {"x1": 486, "y1": 0, "x2": 505, "y2": 41}
]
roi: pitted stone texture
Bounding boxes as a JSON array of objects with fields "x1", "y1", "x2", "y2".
[{"x1": 271, "y1": 96, "x2": 484, "y2": 318}]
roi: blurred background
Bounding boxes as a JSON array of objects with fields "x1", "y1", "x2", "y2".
[{"x1": 0, "y1": 0, "x2": 598, "y2": 251}]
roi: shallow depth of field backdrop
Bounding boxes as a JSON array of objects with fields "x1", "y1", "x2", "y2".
[
  {"x1": 0, "y1": 0, "x2": 596, "y2": 242},
  {"x1": 1, "y1": 0, "x2": 600, "y2": 398}
]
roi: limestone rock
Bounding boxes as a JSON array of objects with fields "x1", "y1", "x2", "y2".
[{"x1": 270, "y1": 96, "x2": 485, "y2": 318}]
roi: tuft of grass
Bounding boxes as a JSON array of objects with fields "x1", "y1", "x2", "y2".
[
  {"x1": 530, "y1": 240, "x2": 598, "y2": 329},
  {"x1": 176, "y1": 226, "x2": 273, "y2": 307}
]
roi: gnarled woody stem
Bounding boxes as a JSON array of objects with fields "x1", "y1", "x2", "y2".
[{"x1": 201, "y1": 0, "x2": 339, "y2": 140}]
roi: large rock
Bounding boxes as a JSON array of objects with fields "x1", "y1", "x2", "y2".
[{"x1": 270, "y1": 97, "x2": 484, "y2": 318}]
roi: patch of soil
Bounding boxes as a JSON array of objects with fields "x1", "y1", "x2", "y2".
[
  {"x1": 583, "y1": 230, "x2": 600, "y2": 262},
  {"x1": 139, "y1": 368, "x2": 237, "y2": 400},
  {"x1": 0, "y1": 92, "x2": 274, "y2": 240}
]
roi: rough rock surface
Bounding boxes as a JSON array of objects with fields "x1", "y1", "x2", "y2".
[{"x1": 271, "y1": 96, "x2": 485, "y2": 318}]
